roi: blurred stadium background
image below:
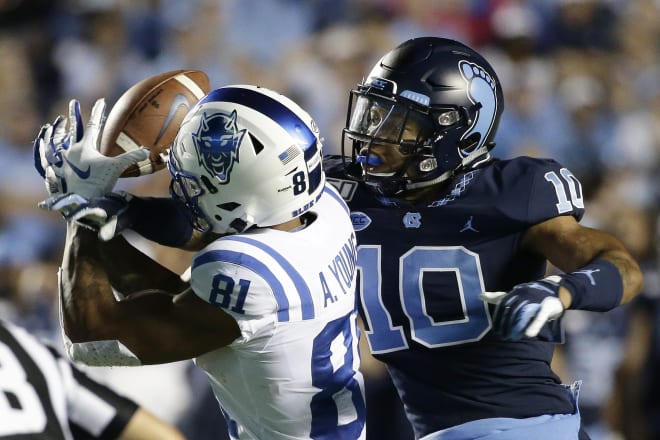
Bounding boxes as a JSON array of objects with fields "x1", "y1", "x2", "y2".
[{"x1": 0, "y1": 1, "x2": 658, "y2": 439}]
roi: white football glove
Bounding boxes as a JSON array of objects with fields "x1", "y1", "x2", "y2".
[
  {"x1": 480, "y1": 275, "x2": 565, "y2": 341},
  {"x1": 33, "y1": 98, "x2": 149, "y2": 203},
  {"x1": 40, "y1": 191, "x2": 134, "y2": 241}
]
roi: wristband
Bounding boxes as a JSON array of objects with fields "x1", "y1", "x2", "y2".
[
  {"x1": 561, "y1": 259, "x2": 623, "y2": 312},
  {"x1": 126, "y1": 196, "x2": 193, "y2": 247}
]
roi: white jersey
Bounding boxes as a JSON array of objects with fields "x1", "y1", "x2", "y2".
[
  {"x1": 0, "y1": 320, "x2": 139, "y2": 439},
  {"x1": 190, "y1": 184, "x2": 365, "y2": 440}
]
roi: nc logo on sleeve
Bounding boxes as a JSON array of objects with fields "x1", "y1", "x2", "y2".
[{"x1": 403, "y1": 212, "x2": 421, "y2": 228}]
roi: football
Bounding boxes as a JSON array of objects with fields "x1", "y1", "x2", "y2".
[{"x1": 100, "y1": 69, "x2": 210, "y2": 177}]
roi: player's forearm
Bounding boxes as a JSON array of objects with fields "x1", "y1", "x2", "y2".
[
  {"x1": 555, "y1": 250, "x2": 642, "y2": 313},
  {"x1": 526, "y1": 218, "x2": 643, "y2": 309},
  {"x1": 592, "y1": 248, "x2": 643, "y2": 305},
  {"x1": 59, "y1": 222, "x2": 120, "y2": 343},
  {"x1": 59, "y1": 275, "x2": 145, "y2": 366},
  {"x1": 565, "y1": 225, "x2": 644, "y2": 305},
  {"x1": 60, "y1": 223, "x2": 176, "y2": 353},
  {"x1": 59, "y1": 218, "x2": 241, "y2": 366},
  {"x1": 97, "y1": 234, "x2": 191, "y2": 297}
]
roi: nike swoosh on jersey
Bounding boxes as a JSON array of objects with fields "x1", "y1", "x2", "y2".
[
  {"x1": 63, "y1": 156, "x2": 91, "y2": 179},
  {"x1": 154, "y1": 94, "x2": 190, "y2": 144}
]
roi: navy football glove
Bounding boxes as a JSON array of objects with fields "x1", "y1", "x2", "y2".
[{"x1": 480, "y1": 276, "x2": 565, "y2": 341}]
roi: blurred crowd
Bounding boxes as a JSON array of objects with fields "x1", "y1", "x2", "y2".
[{"x1": 0, "y1": 0, "x2": 658, "y2": 439}]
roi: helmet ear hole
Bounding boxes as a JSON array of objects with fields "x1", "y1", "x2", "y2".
[
  {"x1": 249, "y1": 132, "x2": 265, "y2": 155},
  {"x1": 229, "y1": 218, "x2": 248, "y2": 232},
  {"x1": 200, "y1": 175, "x2": 218, "y2": 193},
  {"x1": 459, "y1": 133, "x2": 481, "y2": 152},
  {"x1": 218, "y1": 202, "x2": 240, "y2": 211}
]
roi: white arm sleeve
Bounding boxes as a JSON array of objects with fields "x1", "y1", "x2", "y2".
[{"x1": 63, "y1": 332, "x2": 142, "y2": 366}]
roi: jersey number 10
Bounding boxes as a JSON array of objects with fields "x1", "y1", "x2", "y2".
[{"x1": 544, "y1": 168, "x2": 584, "y2": 214}]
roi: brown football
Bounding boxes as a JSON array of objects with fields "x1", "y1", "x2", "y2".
[{"x1": 100, "y1": 69, "x2": 210, "y2": 177}]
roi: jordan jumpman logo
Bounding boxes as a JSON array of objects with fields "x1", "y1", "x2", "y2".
[{"x1": 460, "y1": 216, "x2": 479, "y2": 233}]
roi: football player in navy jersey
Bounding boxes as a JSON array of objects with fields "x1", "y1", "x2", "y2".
[
  {"x1": 34, "y1": 85, "x2": 366, "y2": 439},
  {"x1": 324, "y1": 37, "x2": 643, "y2": 440}
]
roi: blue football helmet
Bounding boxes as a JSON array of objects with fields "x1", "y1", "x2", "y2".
[{"x1": 341, "y1": 37, "x2": 504, "y2": 196}]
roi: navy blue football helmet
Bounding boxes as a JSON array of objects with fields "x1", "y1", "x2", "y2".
[{"x1": 341, "y1": 37, "x2": 504, "y2": 196}]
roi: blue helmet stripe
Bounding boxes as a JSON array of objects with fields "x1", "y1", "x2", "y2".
[
  {"x1": 193, "y1": 249, "x2": 290, "y2": 322},
  {"x1": 200, "y1": 87, "x2": 318, "y2": 156},
  {"x1": 224, "y1": 235, "x2": 315, "y2": 320}
]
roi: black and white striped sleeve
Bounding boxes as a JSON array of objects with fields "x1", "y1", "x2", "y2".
[{"x1": 0, "y1": 320, "x2": 138, "y2": 439}]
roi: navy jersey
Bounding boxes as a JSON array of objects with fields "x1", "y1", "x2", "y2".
[{"x1": 325, "y1": 156, "x2": 585, "y2": 438}]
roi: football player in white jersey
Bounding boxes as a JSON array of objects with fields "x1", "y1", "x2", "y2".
[
  {"x1": 34, "y1": 85, "x2": 366, "y2": 439},
  {"x1": 0, "y1": 319, "x2": 184, "y2": 439}
]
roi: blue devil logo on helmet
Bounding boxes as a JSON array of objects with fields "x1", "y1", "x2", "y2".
[{"x1": 192, "y1": 110, "x2": 246, "y2": 183}]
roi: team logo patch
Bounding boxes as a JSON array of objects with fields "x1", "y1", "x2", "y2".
[
  {"x1": 458, "y1": 60, "x2": 498, "y2": 155},
  {"x1": 403, "y1": 212, "x2": 421, "y2": 228},
  {"x1": 351, "y1": 211, "x2": 371, "y2": 231},
  {"x1": 192, "y1": 110, "x2": 246, "y2": 184},
  {"x1": 460, "y1": 216, "x2": 479, "y2": 233}
]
